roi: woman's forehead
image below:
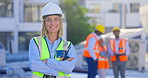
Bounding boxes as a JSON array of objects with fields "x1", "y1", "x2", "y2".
[{"x1": 45, "y1": 15, "x2": 61, "y2": 19}]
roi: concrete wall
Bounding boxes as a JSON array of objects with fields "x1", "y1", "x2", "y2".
[
  {"x1": 105, "y1": 13, "x2": 120, "y2": 27},
  {"x1": 0, "y1": 18, "x2": 16, "y2": 32}
]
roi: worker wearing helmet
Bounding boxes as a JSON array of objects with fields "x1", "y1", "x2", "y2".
[
  {"x1": 108, "y1": 27, "x2": 130, "y2": 78},
  {"x1": 29, "y1": 3, "x2": 77, "y2": 78},
  {"x1": 83, "y1": 24, "x2": 105, "y2": 78}
]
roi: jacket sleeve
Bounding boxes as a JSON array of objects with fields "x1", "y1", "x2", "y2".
[
  {"x1": 88, "y1": 37, "x2": 98, "y2": 60},
  {"x1": 107, "y1": 41, "x2": 114, "y2": 56},
  {"x1": 100, "y1": 51, "x2": 110, "y2": 57},
  {"x1": 125, "y1": 40, "x2": 130, "y2": 56},
  {"x1": 47, "y1": 43, "x2": 77, "y2": 74},
  {"x1": 29, "y1": 38, "x2": 58, "y2": 76}
]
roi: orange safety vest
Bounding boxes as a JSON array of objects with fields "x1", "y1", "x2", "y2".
[
  {"x1": 109, "y1": 38, "x2": 128, "y2": 62},
  {"x1": 83, "y1": 33, "x2": 100, "y2": 58},
  {"x1": 98, "y1": 45, "x2": 109, "y2": 69}
]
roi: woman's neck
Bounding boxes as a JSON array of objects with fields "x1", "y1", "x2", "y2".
[{"x1": 47, "y1": 33, "x2": 58, "y2": 44}]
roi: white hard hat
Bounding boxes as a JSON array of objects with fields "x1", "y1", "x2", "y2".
[{"x1": 41, "y1": 2, "x2": 64, "y2": 19}]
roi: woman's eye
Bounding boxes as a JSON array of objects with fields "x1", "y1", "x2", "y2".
[
  {"x1": 55, "y1": 18, "x2": 60, "y2": 21},
  {"x1": 46, "y1": 19, "x2": 51, "y2": 22}
]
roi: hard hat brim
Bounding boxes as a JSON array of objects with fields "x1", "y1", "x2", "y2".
[
  {"x1": 42, "y1": 14, "x2": 63, "y2": 19},
  {"x1": 95, "y1": 29, "x2": 104, "y2": 34},
  {"x1": 113, "y1": 29, "x2": 120, "y2": 31}
]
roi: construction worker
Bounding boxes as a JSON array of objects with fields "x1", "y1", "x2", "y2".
[
  {"x1": 29, "y1": 3, "x2": 76, "y2": 78},
  {"x1": 108, "y1": 27, "x2": 130, "y2": 78},
  {"x1": 83, "y1": 24, "x2": 105, "y2": 78},
  {"x1": 98, "y1": 38, "x2": 110, "y2": 78}
]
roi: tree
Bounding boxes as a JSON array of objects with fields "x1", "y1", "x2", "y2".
[{"x1": 60, "y1": 0, "x2": 94, "y2": 44}]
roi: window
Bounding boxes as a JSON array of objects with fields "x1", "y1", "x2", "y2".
[
  {"x1": 112, "y1": 3, "x2": 120, "y2": 13},
  {"x1": 0, "y1": 32, "x2": 12, "y2": 51},
  {"x1": 108, "y1": 3, "x2": 120, "y2": 13},
  {"x1": 109, "y1": 3, "x2": 127, "y2": 13},
  {"x1": 130, "y1": 3, "x2": 140, "y2": 13},
  {"x1": 0, "y1": 0, "x2": 13, "y2": 17},
  {"x1": 18, "y1": 32, "x2": 39, "y2": 51},
  {"x1": 88, "y1": 3, "x2": 100, "y2": 13},
  {"x1": 24, "y1": 4, "x2": 44, "y2": 22}
]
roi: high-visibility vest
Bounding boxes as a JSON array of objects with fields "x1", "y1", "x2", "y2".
[
  {"x1": 109, "y1": 38, "x2": 128, "y2": 62},
  {"x1": 83, "y1": 33, "x2": 100, "y2": 58},
  {"x1": 32, "y1": 36, "x2": 71, "y2": 78},
  {"x1": 98, "y1": 46, "x2": 109, "y2": 69}
]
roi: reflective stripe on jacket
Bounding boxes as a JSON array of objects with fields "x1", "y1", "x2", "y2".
[
  {"x1": 98, "y1": 46, "x2": 109, "y2": 69},
  {"x1": 32, "y1": 36, "x2": 71, "y2": 78},
  {"x1": 83, "y1": 33, "x2": 100, "y2": 58},
  {"x1": 110, "y1": 38, "x2": 128, "y2": 62}
]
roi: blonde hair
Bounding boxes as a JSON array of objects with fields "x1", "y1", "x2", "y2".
[{"x1": 41, "y1": 17, "x2": 63, "y2": 37}]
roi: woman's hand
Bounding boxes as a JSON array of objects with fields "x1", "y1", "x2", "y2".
[{"x1": 60, "y1": 57, "x2": 74, "y2": 61}]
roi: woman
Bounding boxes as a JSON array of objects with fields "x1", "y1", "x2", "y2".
[
  {"x1": 98, "y1": 38, "x2": 110, "y2": 78},
  {"x1": 29, "y1": 3, "x2": 77, "y2": 78}
]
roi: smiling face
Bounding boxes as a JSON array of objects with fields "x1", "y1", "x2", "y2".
[{"x1": 45, "y1": 15, "x2": 61, "y2": 34}]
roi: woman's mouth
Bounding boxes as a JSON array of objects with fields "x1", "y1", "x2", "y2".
[{"x1": 50, "y1": 26, "x2": 57, "y2": 29}]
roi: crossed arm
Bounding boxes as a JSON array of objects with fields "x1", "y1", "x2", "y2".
[{"x1": 29, "y1": 39, "x2": 77, "y2": 76}]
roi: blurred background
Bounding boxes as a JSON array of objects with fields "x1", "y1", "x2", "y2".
[{"x1": 0, "y1": 0, "x2": 148, "y2": 78}]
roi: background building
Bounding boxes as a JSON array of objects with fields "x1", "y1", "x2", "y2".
[
  {"x1": 84, "y1": 0, "x2": 148, "y2": 29},
  {"x1": 0, "y1": 0, "x2": 69, "y2": 53},
  {"x1": 0, "y1": 0, "x2": 148, "y2": 53}
]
